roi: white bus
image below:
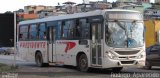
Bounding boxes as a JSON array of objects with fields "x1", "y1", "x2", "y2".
[{"x1": 18, "y1": 9, "x2": 145, "y2": 72}]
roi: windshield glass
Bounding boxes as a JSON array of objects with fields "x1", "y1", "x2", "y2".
[{"x1": 105, "y1": 21, "x2": 144, "y2": 48}]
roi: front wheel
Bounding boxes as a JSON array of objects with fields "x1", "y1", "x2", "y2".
[{"x1": 78, "y1": 54, "x2": 89, "y2": 72}]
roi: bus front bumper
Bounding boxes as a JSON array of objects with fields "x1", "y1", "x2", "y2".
[{"x1": 102, "y1": 57, "x2": 145, "y2": 68}]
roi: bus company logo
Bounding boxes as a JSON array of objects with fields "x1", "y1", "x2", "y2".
[
  {"x1": 57, "y1": 42, "x2": 76, "y2": 53},
  {"x1": 20, "y1": 42, "x2": 46, "y2": 48}
]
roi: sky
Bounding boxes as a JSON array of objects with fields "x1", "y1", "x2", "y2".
[{"x1": 0, "y1": 0, "x2": 154, "y2": 13}]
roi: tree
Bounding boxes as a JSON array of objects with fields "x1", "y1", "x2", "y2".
[{"x1": 4, "y1": 11, "x2": 13, "y2": 14}]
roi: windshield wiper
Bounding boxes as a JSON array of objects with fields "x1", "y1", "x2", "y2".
[
  {"x1": 115, "y1": 20, "x2": 131, "y2": 48},
  {"x1": 114, "y1": 20, "x2": 125, "y2": 30}
]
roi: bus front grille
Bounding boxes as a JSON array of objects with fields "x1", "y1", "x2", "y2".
[
  {"x1": 121, "y1": 61, "x2": 134, "y2": 64},
  {"x1": 115, "y1": 50, "x2": 140, "y2": 55}
]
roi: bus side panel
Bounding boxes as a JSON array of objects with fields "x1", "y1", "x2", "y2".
[
  {"x1": 18, "y1": 41, "x2": 29, "y2": 61},
  {"x1": 19, "y1": 41, "x2": 48, "y2": 63},
  {"x1": 56, "y1": 40, "x2": 91, "y2": 67}
]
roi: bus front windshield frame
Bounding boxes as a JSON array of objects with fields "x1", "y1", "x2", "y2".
[{"x1": 105, "y1": 20, "x2": 144, "y2": 48}]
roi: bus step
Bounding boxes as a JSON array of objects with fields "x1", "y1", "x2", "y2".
[{"x1": 49, "y1": 63, "x2": 56, "y2": 65}]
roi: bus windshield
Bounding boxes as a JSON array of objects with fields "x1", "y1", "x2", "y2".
[{"x1": 105, "y1": 20, "x2": 144, "y2": 48}]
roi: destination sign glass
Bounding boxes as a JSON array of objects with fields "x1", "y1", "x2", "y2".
[{"x1": 107, "y1": 12, "x2": 143, "y2": 20}]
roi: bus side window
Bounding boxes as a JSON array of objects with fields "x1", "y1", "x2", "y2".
[
  {"x1": 68, "y1": 20, "x2": 75, "y2": 38},
  {"x1": 61, "y1": 21, "x2": 65, "y2": 38},
  {"x1": 43, "y1": 31, "x2": 47, "y2": 39},
  {"x1": 39, "y1": 23, "x2": 47, "y2": 40},
  {"x1": 29, "y1": 24, "x2": 38, "y2": 40},
  {"x1": 75, "y1": 19, "x2": 81, "y2": 38},
  {"x1": 19, "y1": 34, "x2": 23, "y2": 39},
  {"x1": 79, "y1": 18, "x2": 90, "y2": 39},
  {"x1": 19, "y1": 26, "x2": 29, "y2": 40}
]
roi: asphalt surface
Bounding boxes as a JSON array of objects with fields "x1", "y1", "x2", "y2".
[{"x1": 0, "y1": 55, "x2": 160, "y2": 78}]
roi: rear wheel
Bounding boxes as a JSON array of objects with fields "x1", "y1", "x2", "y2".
[
  {"x1": 112, "y1": 67, "x2": 123, "y2": 72},
  {"x1": 78, "y1": 54, "x2": 89, "y2": 72},
  {"x1": 35, "y1": 52, "x2": 45, "y2": 67}
]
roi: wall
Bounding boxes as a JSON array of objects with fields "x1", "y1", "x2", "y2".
[
  {"x1": 0, "y1": 14, "x2": 14, "y2": 47},
  {"x1": 144, "y1": 20, "x2": 160, "y2": 47}
]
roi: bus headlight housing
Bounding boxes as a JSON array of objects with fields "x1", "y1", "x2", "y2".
[
  {"x1": 106, "y1": 51, "x2": 118, "y2": 59},
  {"x1": 136, "y1": 52, "x2": 144, "y2": 59}
]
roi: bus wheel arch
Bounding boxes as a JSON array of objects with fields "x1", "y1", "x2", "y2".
[
  {"x1": 76, "y1": 52, "x2": 89, "y2": 72},
  {"x1": 35, "y1": 51, "x2": 46, "y2": 67}
]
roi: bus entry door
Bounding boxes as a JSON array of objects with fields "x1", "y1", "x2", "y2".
[
  {"x1": 48, "y1": 26, "x2": 56, "y2": 63},
  {"x1": 91, "y1": 23, "x2": 102, "y2": 66}
]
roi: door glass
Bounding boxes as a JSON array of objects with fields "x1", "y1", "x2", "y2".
[
  {"x1": 98, "y1": 45, "x2": 102, "y2": 65},
  {"x1": 92, "y1": 25, "x2": 96, "y2": 64},
  {"x1": 97, "y1": 24, "x2": 101, "y2": 43},
  {"x1": 49, "y1": 28, "x2": 52, "y2": 43},
  {"x1": 92, "y1": 47, "x2": 96, "y2": 64},
  {"x1": 49, "y1": 27, "x2": 55, "y2": 43},
  {"x1": 52, "y1": 28, "x2": 55, "y2": 43},
  {"x1": 92, "y1": 25, "x2": 96, "y2": 43},
  {"x1": 91, "y1": 23, "x2": 102, "y2": 65}
]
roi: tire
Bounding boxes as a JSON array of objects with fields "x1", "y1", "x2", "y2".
[
  {"x1": 35, "y1": 52, "x2": 45, "y2": 67},
  {"x1": 144, "y1": 60, "x2": 151, "y2": 70},
  {"x1": 78, "y1": 54, "x2": 89, "y2": 72},
  {"x1": 112, "y1": 67, "x2": 123, "y2": 72}
]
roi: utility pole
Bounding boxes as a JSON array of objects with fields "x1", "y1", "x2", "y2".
[{"x1": 13, "y1": 12, "x2": 17, "y2": 68}]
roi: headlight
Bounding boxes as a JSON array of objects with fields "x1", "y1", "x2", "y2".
[
  {"x1": 106, "y1": 51, "x2": 118, "y2": 59},
  {"x1": 136, "y1": 52, "x2": 145, "y2": 59}
]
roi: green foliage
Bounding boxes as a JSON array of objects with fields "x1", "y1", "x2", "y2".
[
  {"x1": 4, "y1": 11, "x2": 13, "y2": 14},
  {"x1": 0, "y1": 63, "x2": 17, "y2": 72}
]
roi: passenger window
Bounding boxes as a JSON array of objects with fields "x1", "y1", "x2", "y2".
[
  {"x1": 79, "y1": 19, "x2": 90, "y2": 39},
  {"x1": 61, "y1": 20, "x2": 75, "y2": 39},
  {"x1": 29, "y1": 24, "x2": 38, "y2": 40},
  {"x1": 19, "y1": 26, "x2": 28, "y2": 40},
  {"x1": 75, "y1": 19, "x2": 81, "y2": 38},
  {"x1": 39, "y1": 23, "x2": 47, "y2": 39}
]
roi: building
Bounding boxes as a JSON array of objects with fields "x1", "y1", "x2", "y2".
[
  {"x1": 36, "y1": 6, "x2": 58, "y2": 18},
  {"x1": 76, "y1": 4, "x2": 93, "y2": 12},
  {"x1": 90, "y1": 1, "x2": 112, "y2": 9},
  {"x1": 116, "y1": 4, "x2": 144, "y2": 13},
  {"x1": 117, "y1": 0, "x2": 150, "y2": 3},
  {"x1": 117, "y1": 0, "x2": 137, "y2": 3},
  {"x1": 17, "y1": 13, "x2": 38, "y2": 21},
  {"x1": 63, "y1": 1, "x2": 76, "y2": 14},
  {"x1": 155, "y1": 0, "x2": 160, "y2": 3},
  {"x1": 24, "y1": 5, "x2": 56, "y2": 14},
  {"x1": 137, "y1": 0, "x2": 150, "y2": 3},
  {"x1": 118, "y1": 0, "x2": 136, "y2": 2},
  {"x1": 24, "y1": 5, "x2": 46, "y2": 14},
  {"x1": 37, "y1": 10, "x2": 54, "y2": 18}
]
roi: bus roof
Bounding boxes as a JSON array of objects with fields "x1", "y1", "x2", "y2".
[{"x1": 19, "y1": 9, "x2": 141, "y2": 25}]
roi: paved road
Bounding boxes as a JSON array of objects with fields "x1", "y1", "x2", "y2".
[{"x1": 0, "y1": 55, "x2": 160, "y2": 78}]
